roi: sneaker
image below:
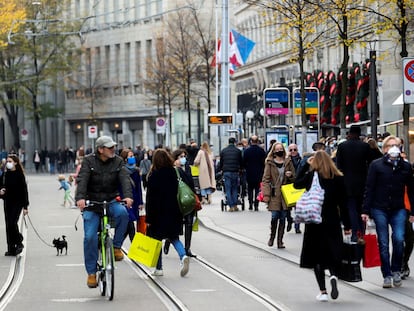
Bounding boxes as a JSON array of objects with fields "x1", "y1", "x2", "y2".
[
  {"x1": 383, "y1": 276, "x2": 392, "y2": 288},
  {"x1": 330, "y1": 275, "x2": 338, "y2": 299},
  {"x1": 87, "y1": 274, "x2": 97, "y2": 288},
  {"x1": 114, "y1": 248, "x2": 124, "y2": 261},
  {"x1": 392, "y1": 272, "x2": 402, "y2": 287},
  {"x1": 151, "y1": 269, "x2": 163, "y2": 276},
  {"x1": 316, "y1": 293, "x2": 328, "y2": 302},
  {"x1": 233, "y1": 206, "x2": 239, "y2": 212},
  {"x1": 180, "y1": 255, "x2": 190, "y2": 277},
  {"x1": 228, "y1": 207, "x2": 234, "y2": 212}
]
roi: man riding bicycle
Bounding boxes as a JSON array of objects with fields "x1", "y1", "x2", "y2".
[{"x1": 75, "y1": 136, "x2": 133, "y2": 288}]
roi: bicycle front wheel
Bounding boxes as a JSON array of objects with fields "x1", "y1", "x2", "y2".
[{"x1": 104, "y1": 237, "x2": 115, "y2": 301}]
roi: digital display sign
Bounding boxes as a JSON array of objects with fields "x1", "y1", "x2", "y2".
[
  {"x1": 264, "y1": 88, "x2": 289, "y2": 115},
  {"x1": 208, "y1": 113, "x2": 233, "y2": 125}
]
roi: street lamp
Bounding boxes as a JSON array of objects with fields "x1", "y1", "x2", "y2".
[{"x1": 246, "y1": 110, "x2": 254, "y2": 137}]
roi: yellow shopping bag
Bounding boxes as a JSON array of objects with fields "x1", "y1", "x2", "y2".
[
  {"x1": 190, "y1": 165, "x2": 199, "y2": 177},
  {"x1": 127, "y1": 233, "x2": 162, "y2": 267},
  {"x1": 281, "y1": 183, "x2": 305, "y2": 208}
]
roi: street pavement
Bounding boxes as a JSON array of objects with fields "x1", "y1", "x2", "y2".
[
  {"x1": 0, "y1": 174, "x2": 414, "y2": 309},
  {"x1": 198, "y1": 191, "x2": 414, "y2": 309}
]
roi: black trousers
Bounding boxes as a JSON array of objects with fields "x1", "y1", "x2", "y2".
[{"x1": 4, "y1": 203, "x2": 23, "y2": 252}]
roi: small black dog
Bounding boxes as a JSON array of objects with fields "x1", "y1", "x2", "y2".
[{"x1": 52, "y1": 235, "x2": 68, "y2": 256}]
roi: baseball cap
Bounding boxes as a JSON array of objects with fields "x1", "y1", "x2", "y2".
[{"x1": 96, "y1": 136, "x2": 117, "y2": 148}]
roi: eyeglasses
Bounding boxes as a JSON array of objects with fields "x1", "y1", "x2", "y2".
[
  {"x1": 385, "y1": 144, "x2": 400, "y2": 148},
  {"x1": 289, "y1": 149, "x2": 297, "y2": 152}
]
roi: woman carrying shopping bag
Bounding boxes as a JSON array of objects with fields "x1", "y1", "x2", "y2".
[{"x1": 294, "y1": 150, "x2": 351, "y2": 302}]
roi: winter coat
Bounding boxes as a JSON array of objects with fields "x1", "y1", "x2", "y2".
[
  {"x1": 194, "y1": 149, "x2": 216, "y2": 191},
  {"x1": 0, "y1": 170, "x2": 29, "y2": 210},
  {"x1": 243, "y1": 144, "x2": 266, "y2": 184},
  {"x1": 119, "y1": 165, "x2": 144, "y2": 222},
  {"x1": 363, "y1": 155, "x2": 414, "y2": 216},
  {"x1": 75, "y1": 153, "x2": 132, "y2": 204},
  {"x1": 261, "y1": 157, "x2": 295, "y2": 211},
  {"x1": 145, "y1": 167, "x2": 183, "y2": 240},
  {"x1": 219, "y1": 144, "x2": 243, "y2": 173},
  {"x1": 336, "y1": 138, "x2": 372, "y2": 197},
  {"x1": 294, "y1": 168, "x2": 349, "y2": 269}
]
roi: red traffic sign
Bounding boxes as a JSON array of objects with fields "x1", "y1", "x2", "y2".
[
  {"x1": 404, "y1": 60, "x2": 414, "y2": 83},
  {"x1": 88, "y1": 125, "x2": 98, "y2": 138}
]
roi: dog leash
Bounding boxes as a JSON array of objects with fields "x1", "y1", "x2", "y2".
[{"x1": 24, "y1": 215, "x2": 54, "y2": 248}]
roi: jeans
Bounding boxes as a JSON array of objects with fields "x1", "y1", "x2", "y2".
[
  {"x1": 156, "y1": 238, "x2": 186, "y2": 270},
  {"x1": 83, "y1": 201, "x2": 129, "y2": 274},
  {"x1": 200, "y1": 187, "x2": 213, "y2": 197},
  {"x1": 371, "y1": 208, "x2": 406, "y2": 278},
  {"x1": 223, "y1": 172, "x2": 239, "y2": 207},
  {"x1": 271, "y1": 210, "x2": 287, "y2": 223},
  {"x1": 247, "y1": 180, "x2": 260, "y2": 206}
]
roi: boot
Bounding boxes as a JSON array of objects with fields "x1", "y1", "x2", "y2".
[
  {"x1": 277, "y1": 221, "x2": 286, "y2": 249},
  {"x1": 185, "y1": 223, "x2": 196, "y2": 257},
  {"x1": 268, "y1": 219, "x2": 277, "y2": 247},
  {"x1": 254, "y1": 200, "x2": 259, "y2": 211}
]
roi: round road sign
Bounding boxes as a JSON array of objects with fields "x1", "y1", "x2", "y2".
[{"x1": 404, "y1": 60, "x2": 414, "y2": 83}]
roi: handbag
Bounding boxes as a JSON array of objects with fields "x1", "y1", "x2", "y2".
[
  {"x1": 137, "y1": 208, "x2": 147, "y2": 234},
  {"x1": 127, "y1": 232, "x2": 162, "y2": 267},
  {"x1": 256, "y1": 182, "x2": 264, "y2": 202},
  {"x1": 175, "y1": 168, "x2": 196, "y2": 216},
  {"x1": 281, "y1": 183, "x2": 305, "y2": 207},
  {"x1": 294, "y1": 171, "x2": 324, "y2": 224},
  {"x1": 338, "y1": 239, "x2": 363, "y2": 282},
  {"x1": 363, "y1": 219, "x2": 381, "y2": 268}
]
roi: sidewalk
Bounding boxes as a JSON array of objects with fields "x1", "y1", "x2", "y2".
[{"x1": 198, "y1": 191, "x2": 414, "y2": 309}]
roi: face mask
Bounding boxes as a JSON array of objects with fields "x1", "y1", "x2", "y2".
[
  {"x1": 127, "y1": 157, "x2": 136, "y2": 165},
  {"x1": 6, "y1": 162, "x2": 14, "y2": 170},
  {"x1": 273, "y1": 151, "x2": 284, "y2": 157},
  {"x1": 179, "y1": 157, "x2": 187, "y2": 166},
  {"x1": 378, "y1": 142, "x2": 383, "y2": 148},
  {"x1": 388, "y1": 146, "x2": 401, "y2": 158}
]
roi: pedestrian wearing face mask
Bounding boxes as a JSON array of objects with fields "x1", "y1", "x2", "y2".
[
  {"x1": 0, "y1": 154, "x2": 29, "y2": 256},
  {"x1": 261, "y1": 142, "x2": 295, "y2": 248},
  {"x1": 119, "y1": 149, "x2": 144, "y2": 242},
  {"x1": 362, "y1": 135, "x2": 414, "y2": 289},
  {"x1": 193, "y1": 142, "x2": 216, "y2": 204}
]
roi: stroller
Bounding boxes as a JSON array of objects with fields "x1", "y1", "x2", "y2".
[{"x1": 219, "y1": 173, "x2": 245, "y2": 212}]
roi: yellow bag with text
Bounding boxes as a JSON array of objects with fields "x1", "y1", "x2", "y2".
[
  {"x1": 127, "y1": 233, "x2": 162, "y2": 267},
  {"x1": 281, "y1": 183, "x2": 305, "y2": 208}
]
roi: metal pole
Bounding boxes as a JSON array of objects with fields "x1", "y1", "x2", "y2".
[{"x1": 370, "y1": 50, "x2": 378, "y2": 138}]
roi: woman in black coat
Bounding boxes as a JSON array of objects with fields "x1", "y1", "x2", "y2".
[
  {"x1": 145, "y1": 149, "x2": 190, "y2": 277},
  {"x1": 0, "y1": 154, "x2": 29, "y2": 256},
  {"x1": 294, "y1": 151, "x2": 350, "y2": 302}
]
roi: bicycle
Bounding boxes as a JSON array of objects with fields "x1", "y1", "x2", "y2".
[{"x1": 85, "y1": 199, "x2": 120, "y2": 301}]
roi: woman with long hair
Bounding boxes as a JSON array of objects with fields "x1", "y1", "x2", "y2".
[
  {"x1": 146, "y1": 149, "x2": 190, "y2": 277},
  {"x1": 294, "y1": 150, "x2": 350, "y2": 302},
  {"x1": 261, "y1": 142, "x2": 295, "y2": 248},
  {"x1": 0, "y1": 154, "x2": 29, "y2": 256},
  {"x1": 193, "y1": 141, "x2": 216, "y2": 204}
]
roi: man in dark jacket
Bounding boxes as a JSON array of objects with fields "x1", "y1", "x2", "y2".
[
  {"x1": 219, "y1": 137, "x2": 243, "y2": 212},
  {"x1": 336, "y1": 125, "x2": 372, "y2": 242},
  {"x1": 362, "y1": 135, "x2": 414, "y2": 288},
  {"x1": 243, "y1": 135, "x2": 266, "y2": 211},
  {"x1": 75, "y1": 135, "x2": 133, "y2": 288}
]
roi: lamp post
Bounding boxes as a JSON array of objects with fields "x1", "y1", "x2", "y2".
[{"x1": 246, "y1": 110, "x2": 254, "y2": 138}]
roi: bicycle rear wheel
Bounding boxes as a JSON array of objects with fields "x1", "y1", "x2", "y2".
[{"x1": 104, "y1": 237, "x2": 115, "y2": 300}]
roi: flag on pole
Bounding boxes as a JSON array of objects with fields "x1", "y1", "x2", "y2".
[{"x1": 212, "y1": 29, "x2": 255, "y2": 74}]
